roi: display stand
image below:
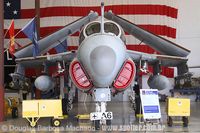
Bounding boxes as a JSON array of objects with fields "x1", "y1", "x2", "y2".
[{"x1": 139, "y1": 89, "x2": 164, "y2": 132}]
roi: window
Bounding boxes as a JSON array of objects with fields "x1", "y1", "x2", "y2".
[
  {"x1": 85, "y1": 22, "x2": 100, "y2": 36},
  {"x1": 104, "y1": 22, "x2": 119, "y2": 36}
]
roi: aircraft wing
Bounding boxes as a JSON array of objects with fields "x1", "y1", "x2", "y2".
[
  {"x1": 15, "y1": 51, "x2": 76, "y2": 68},
  {"x1": 105, "y1": 11, "x2": 190, "y2": 57},
  {"x1": 127, "y1": 50, "x2": 188, "y2": 67}
]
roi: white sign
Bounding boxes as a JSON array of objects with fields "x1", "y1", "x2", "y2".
[
  {"x1": 140, "y1": 89, "x2": 161, "y2": 119},
  {"x1": 90, "y1": 112, "x2": 113, "y2": 120}
]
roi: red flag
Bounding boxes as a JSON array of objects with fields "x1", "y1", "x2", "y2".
[{"x1": 8, "y1": 20, "x2": 15, "y2": 56}]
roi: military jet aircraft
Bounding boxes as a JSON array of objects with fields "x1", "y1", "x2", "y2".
[{"x1": 10, "y1": 3, "x2": 190, "y2": 128}]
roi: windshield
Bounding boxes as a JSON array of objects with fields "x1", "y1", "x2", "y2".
[
  {"x1": 104, "y1": 22, "x2": 119, "y2": 36},
  {"x1": 85, "y1": 22, "x2": 100, "y2": 36}
]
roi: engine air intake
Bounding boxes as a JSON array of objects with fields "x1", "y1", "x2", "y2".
[
  {"x1": 69, "y1": 59, "x2": 93, "y2": 91},
  {"x1": 113, "y1": 59, "x2": 136, "y2": 91}
]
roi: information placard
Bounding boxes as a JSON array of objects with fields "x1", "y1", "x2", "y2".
[{"x1": 140, "y1": 89, "x2": 161, "y2": 119}]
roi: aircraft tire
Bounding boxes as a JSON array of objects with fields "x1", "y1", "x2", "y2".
[
  {"x1": 95, "y1": 120, "x2": 100, "y2": 130},
  {"x1": 106, "y1": 120, "x2": 111, "y2": 125}
]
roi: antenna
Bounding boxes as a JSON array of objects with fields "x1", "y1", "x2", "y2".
[{"x1": 101, "y1": 2, "x2": 104, "y2": 33}]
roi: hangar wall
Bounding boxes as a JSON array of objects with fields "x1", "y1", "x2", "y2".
[
  {"x1": 176, "y1": 0, "x2": 200, "y2": 77},
  {"x1": 133, "y1": 0, "x2": 200, "y2": 95}
]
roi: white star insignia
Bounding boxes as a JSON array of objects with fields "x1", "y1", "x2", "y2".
[
  {"x1": 6, "y1": 2, "x2": 11, "y2": 7},
  {"x1": 13, "y1": 10, "x2": 18, "y2": 15}
]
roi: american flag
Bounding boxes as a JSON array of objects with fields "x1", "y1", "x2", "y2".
[
  {"x1": 4, "y1": 0, "x2": 178, "y2": 77},
  {"x1": 4, "y1": 0, "x2": 20, "y2": 19}
]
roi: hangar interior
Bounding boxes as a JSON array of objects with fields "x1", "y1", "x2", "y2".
[{"x1": 0, "y1": 0, "x2": 200, "y2": 132}]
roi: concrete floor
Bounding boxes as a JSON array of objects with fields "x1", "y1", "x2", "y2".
[{"x1": 0, "y1": 101, "x2": 200, "y2": 132}]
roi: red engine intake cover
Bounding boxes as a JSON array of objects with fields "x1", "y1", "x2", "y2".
[
  {"x1": 113, "y1": 59, "x2": 136, "y2": 91},
  {"x1": 69, "y1": 59, "x2": 93, "y2": 91}
]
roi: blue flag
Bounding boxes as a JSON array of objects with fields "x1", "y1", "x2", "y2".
[
  {"x1": 22, "y1": 17, "x2": 39, "y2": 57},
  {"x1": 54, "y1": 39, "x2": 68, "y2": 53}
]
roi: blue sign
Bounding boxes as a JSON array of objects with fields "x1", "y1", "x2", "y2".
[
  {"x1": 144, "y1": 106, "x2": 159, "y2": 113},
  {"x1": 142, "y1": 90, "x2": 158, "y2": 95}
]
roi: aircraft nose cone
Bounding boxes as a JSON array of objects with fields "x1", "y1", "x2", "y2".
[
  {"x1": 77, "y1": 34, "x2": 126, "y2": 87},
  {"x1": 90, "y1": 46, "x2": 116, "y2": 77}
]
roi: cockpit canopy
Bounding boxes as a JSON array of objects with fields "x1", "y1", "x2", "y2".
[
  {"x1": 79, "y1": 21, "x2": 125, "y2": 44},
  {"x1": 85, "y1": 22, "x2": 100, "y2": 36}
]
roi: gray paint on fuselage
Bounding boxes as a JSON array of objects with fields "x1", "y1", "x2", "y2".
[{"x1": 77, "y1": 34, "x2": 126, "y2": 87}]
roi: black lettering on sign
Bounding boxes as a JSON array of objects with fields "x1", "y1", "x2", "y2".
[
  {"x1": 102, "y1": 113, "x2": 107, "y2": 118},
  {"x1": 107, "y1": 112, "x2": 112, "y2": 119}
]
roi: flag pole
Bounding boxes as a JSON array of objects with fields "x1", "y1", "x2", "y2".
[
  {"x1": 4, "y1": 30, "x2": 22, "y2": 52},
  {"x1": 35, "y1": 0, "x2": 41, "y2": 99},
  {"x1": 4, "y1": 28, "x2": 9, "y2": 38},
  {"x1": 4, "y1": 19, "x2": 14, "y2": 38},
  {"x1": 35, "y1": 0, "x2": 40, "y2": 39},
  {"x1": 0, "y1": 0, "x2": 5, "y2": 122}
]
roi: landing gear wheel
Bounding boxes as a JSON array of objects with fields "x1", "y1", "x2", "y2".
[
  {"x1": 94, "y1": 120, "x2": 100, "y2": 130},
  {"x1": 12, "y1": 107, "x2": 18, "y2": 118},
  {"x1": 182, "y1": 117, "x2": 188, "y2": 127},
  {"x1": 51, "y1": 119, "x2": 61, "y2": 127},
  {"x1": 167, "y1": 116, "x2": 173, "y2": 127},
  {"x1": 106, "y1": 120, "x2": 111, "y2": 125}
]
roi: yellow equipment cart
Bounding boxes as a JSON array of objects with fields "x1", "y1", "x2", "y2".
[
  {"x1": 166, "y1": 97, "x2": 190, "y2": 127},
  {"x1": 22, "y1": 99, "x2": 67, "y2": 127}
]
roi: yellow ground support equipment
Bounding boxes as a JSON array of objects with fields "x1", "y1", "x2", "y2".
[
  {"x1": 75, "y1": 114, "x2": 90, "y2": 121},
  {"x1": 22, "y1": 99, "x2": 67, "y2": 127},
  {"x1": 166, "y1": 97, "x2": 190, "y2": 127},
  {"x1": 75, "y1": 114, "x2": 93, "y2": 127},
  {"x1": 4, "y1": 97, "x2": 19, "y2": 118}
]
